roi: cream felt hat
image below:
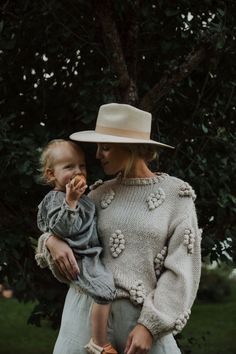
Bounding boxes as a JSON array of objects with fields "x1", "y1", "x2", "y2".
[{"x1": 70, "y1": 103, "x2": 174, "y2": 149}]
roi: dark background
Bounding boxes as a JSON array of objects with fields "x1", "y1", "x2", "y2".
[{"x1": 0, "y1": 0, "x2": 235, "y2": 326}]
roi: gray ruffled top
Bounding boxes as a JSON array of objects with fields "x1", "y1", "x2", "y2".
[{"x1": 37, "y1": 190, "x2": 116, "y2": 303}]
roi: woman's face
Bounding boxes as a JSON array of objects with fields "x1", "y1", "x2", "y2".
[{"x1": 96, "y1": 143, "x2": 130, "y2": 175}]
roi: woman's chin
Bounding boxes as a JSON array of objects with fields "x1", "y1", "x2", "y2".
[
  {"x1": 103, "y1": 167, "x2": 120, "y2": 176},
  {"x1": 104, "y1": 170, "x2": 114, "y2": 176}
]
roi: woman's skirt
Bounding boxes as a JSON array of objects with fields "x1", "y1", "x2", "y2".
[{"x1": 53, "y1": 286, "x2": 181, "y2": 354}]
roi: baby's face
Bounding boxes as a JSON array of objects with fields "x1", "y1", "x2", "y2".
[{"x1": 50, "y1": 143, "x2": 87, "y2": 191}]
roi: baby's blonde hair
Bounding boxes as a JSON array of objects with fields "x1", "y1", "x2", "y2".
[
  {"x1": 121, "y1": 143, "x2": 159, "y2": 177},
  {"x1": 39, "y1": 139, "x2": 83, "y2": 186}
]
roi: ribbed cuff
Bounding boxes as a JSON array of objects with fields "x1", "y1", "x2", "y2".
[
  {"x1": 137, "y1": 313, "x2": 160, "y2": 340},
  {"x1": 35, "y1": 253, "x2": 48, "y2": 268},
  {"x1": 138, "y1": 304, "x2": 170, "y2": 340},
  {"x1": 138, "y1": 307, "x2": 174, "y2": 340},
  {"x1": 35, "y1": 232, "x2": 53, "y2": 268},
  {"x1": 63, "y1": 199, "x2": 80, "y2": 212}
]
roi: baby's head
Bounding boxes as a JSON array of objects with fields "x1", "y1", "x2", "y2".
[{"x1": 40, "y1": 139, "x2": 86, "y2": 190}]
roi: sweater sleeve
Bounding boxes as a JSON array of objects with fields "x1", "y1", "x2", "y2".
[{"x1": 137, "y1": 198, "x2": 202, "y2": 339}]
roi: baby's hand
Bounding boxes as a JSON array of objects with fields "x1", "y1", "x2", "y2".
[{"x1": 66, "y1": 175, "x2": 87, "y2": 208}]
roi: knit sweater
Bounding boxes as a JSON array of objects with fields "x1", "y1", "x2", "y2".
[{"x1": 36, "y1": 173, "x2": 201, "y2": 339}]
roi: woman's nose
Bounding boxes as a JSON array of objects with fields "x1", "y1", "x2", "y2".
[{"x1": 96, "y1": 146, "x2": 101, "y2": 159}]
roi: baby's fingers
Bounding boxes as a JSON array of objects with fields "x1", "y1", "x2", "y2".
[
  {"x1": 66, "y1": 181, "x2": 72, "y2": 189},
  {"x1": 75, "y1": 184, "x2": 87, "y2": 195}
]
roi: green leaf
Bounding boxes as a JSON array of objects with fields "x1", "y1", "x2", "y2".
[
  {"x1": 217, "y1": 8, "x2": 225, "y2": 16},
  {"x1": 216, "y1": 36, "x2": 225, "y2": 49},
  {"x1": 202, "y1": 124, "x2": 208, "y2": 133}
]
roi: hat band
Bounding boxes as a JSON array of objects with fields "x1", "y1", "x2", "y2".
[{"x1": 95, "y1": 125, "x2": 150, "y2": 140}]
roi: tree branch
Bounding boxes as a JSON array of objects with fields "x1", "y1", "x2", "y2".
[
  {"x1": 139, "y1": 45, "x2": 209, "y2": 112},
  {"x1": 95, "y1": 0, "x2": 138, "y2": 105},
  {"x1": 124, "y1": 0, "x2": 140, "y2": 82},
  {"x1": 96, "y1": 1, "x2": 129, "y2": 89}
]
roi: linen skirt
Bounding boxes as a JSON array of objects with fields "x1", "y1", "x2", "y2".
[{"x1": 53, "y1": 286, "x2": 182, "y2": 354}]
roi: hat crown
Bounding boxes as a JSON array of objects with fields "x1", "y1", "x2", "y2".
[
  {"x1": 69, "y1": 102, "x2": 174, "y2": 149},
  {"x1": 96, "y1": 103, "x2": 151, "y2": 139}
]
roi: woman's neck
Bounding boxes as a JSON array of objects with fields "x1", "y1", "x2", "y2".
[{"x1": 125, "y1": 159, "x2": 156, "y2": 178}]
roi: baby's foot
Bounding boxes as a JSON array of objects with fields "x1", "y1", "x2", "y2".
[{"x1": 85, "y1": 338, "x2": 118, "y2": 354}]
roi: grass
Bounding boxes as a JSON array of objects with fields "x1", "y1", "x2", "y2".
[
  {"x1": 178, "y1": 282, "x2": 236, "y2": 354},
  {"x1": 0, "y1": 298, "x2": 58, "y2": 354},
  {"x1": 0, "y1": 283, "x2": 236, "y2": 354}
]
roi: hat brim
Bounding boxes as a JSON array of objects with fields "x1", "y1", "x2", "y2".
[{"x1": 70, "y1": 131, "x2": 174, "y2": 149}]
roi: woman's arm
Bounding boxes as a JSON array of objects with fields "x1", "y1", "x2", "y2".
[
  {"x1": 35, "y1": 233, "x2": 80, "y2": 282},
  {"x1": 124, "y1": 194, "x2": 201, "y2": 353},
  {"x1": 137, "y1": 198, "x2": 201, "y2": 339}
]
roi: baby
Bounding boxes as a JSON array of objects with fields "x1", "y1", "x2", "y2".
[{"x1": 36, "y1": 139, "x2": 117, "y2": 354}]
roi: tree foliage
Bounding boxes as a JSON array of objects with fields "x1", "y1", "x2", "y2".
[{"x1": 0, "y1": 0, "x2": 235, "y2": 325}]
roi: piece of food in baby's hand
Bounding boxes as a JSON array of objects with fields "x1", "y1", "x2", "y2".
[{"x1": 71, "y1": 174, "x2": 87, "y2": 186}]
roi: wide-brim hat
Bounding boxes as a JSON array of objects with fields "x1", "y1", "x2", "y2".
[{"x1": 70, "y1": 103, "x2": 174, "y2": 149}]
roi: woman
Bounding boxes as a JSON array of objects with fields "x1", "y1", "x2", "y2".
[{"x1": 36, "y1": 103, "x2": 201, "y2": 354}]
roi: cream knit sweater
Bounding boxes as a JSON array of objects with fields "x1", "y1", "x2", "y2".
[{"x1": 36, "y1": 173, "x2": 201, "y2": 339}]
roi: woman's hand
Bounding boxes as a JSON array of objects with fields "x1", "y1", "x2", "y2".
[
  {"x1": 46, "y1": 235, "x2": 80, "y2": 281},
  {"x1": 124, "y1": 324, "x2": 153, "y2": 354}
]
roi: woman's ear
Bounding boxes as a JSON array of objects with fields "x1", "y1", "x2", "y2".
[{"x1": 45, "y1": 168, "x2": 55, "y2": 183}]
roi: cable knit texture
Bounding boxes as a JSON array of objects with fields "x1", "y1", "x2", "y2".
[
  {"x1": 89, "y1": 173, "x2": 201, "y2": 339},
  {"x1": 35, "y1": 173, "x2": 201, "y2": 339}
]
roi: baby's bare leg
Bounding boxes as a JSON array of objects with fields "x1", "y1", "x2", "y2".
[{"x1": 91, "y1": 302, "x2": 111, "y2": 346}]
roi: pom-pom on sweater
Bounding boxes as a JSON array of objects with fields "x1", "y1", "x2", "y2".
[
  {"x1": 35, "y1": 173, "x2": 201, "y2": 339},
  {"x1": 89, "y1": 173, "x2": 201, "y2": 338}
]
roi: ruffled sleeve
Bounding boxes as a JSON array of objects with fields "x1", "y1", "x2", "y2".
[
  {"x1": 37, "y1": 191, "x2": 84, "y2": 239},
  {"x1": 138, "y1": 197, "x2": 202, "y2": 339},
  {"x1": 36, "y1": 191, "x2": 81, "y2": 284}
]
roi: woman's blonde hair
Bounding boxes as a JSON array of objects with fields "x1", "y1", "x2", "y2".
[
  {"x1": 121, "y1": 143, "x2": 159, "y2": 177},
  {"x1": 39, "y1": 139, "x2": 82, "y2": 186}
]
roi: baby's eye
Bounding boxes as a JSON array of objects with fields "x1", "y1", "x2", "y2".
[{"x1": 64, "y1": 164, "x2": 74, "y2": 169}]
